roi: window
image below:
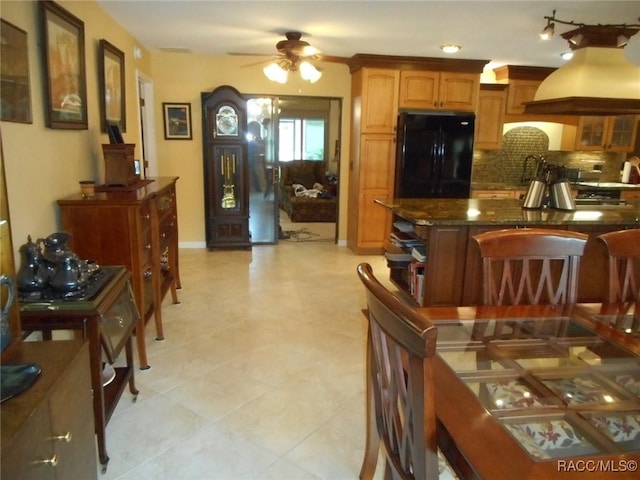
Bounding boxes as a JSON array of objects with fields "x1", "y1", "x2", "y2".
[{"x1": 278, "y1": 117, "x2": 325, "y2": 162}]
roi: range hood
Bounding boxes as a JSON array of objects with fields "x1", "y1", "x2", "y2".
[{"x1": 525, "y1": 26, "x2": 640, "y2": 115}]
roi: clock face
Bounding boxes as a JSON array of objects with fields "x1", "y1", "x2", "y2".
[{"x1": 216, "y1": 106, "x2": 239, "y2": 136}]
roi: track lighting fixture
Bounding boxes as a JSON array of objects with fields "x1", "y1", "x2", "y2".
[
  {"x1": 539, "y1": 12, "x2": 555, "y2": 40},
  {"x1": 617, "y1": 33, "x2": 630, "y2": 47},
  {"x1": 537, "y1": 10, "x2": 640, "y2": 46},
  {"x1": 568, "y1": 33, "x2": 584, "y2": 47}
]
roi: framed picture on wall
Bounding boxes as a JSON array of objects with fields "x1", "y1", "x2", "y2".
[
  {"x1": 163, "y1": 103, "x2": 192, "y2": 140},
  {"x1": 0, "y1": 19, "x2": 32, "y2": 123},
  {"x1": 99, "y1": 39, "x2": 126, "y2": 132},
  {"x1": 39, "y1": 0, "x2": 88, "y2": 129}
]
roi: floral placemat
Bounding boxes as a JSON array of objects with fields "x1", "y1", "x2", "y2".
[
  {"x1": 540, "y1": 376, "x2": 622, "y2": 405},
  {"x1": 504, "y1": 419, "x2": 595, "y2": 460}
]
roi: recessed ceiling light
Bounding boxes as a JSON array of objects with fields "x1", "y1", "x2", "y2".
[
  {"x1": 440, "y1": 45, "x2": 461, "y2": 54},
  {"x1": 560, "y1": 51, "x2": 574, "y2": 60}
]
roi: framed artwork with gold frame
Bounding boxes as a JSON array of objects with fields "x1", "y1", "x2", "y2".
[
  {"x1": 0, "y1": 19, "x2": 32, "y2": 123},
  {"x1": 99, "y1": 39, "x2": 126, "y2": 132},
  {"x1": 39, "y1": 0, "x2": 88, "y2": 129}
]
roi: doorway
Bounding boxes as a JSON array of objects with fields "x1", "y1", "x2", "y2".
[
  {"x1": 245, "y1": 95, "x2": 341, "y2": 245},
  {"x1": 136, "y1": 72, "x2": 157, "y2": 178}
]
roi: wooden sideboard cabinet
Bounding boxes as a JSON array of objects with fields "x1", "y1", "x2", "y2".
[
  {"x1": 20, "y1": 267, "x2": 139, "y2": 471},
  {"x1": 1, "y1": 340, "x2": 97, "y2": 480},
  {"x1": 57, "y1": 177, "x2": 180, "y2": 370}
]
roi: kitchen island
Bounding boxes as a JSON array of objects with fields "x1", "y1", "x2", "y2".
[{"x1": 377, "y1": 197, "x2": 640, "y2": 307}]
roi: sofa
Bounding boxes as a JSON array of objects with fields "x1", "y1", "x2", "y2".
[{"x1": 279, "y1": 160, "x2": 337, "y2": 223}]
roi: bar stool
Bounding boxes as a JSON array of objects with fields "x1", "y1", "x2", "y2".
[
  {"x1": 598, "y1": 228, "x2": 640, "y2": 304},
  {"x1": 472, "y1": 228, "x2": 588, "y2": 306}
]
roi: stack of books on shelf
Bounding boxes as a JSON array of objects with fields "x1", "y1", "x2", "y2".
[
  {"x1": 393, "y1": 221, "x2": 414, "y2": 234},
  {"x1": 390, "y1": 231, "x2": 423, "y2": 250},
  {"x1": 411, "y1": 245, "x2": 426, "y2": 262},
  {"x1": 409, "y1": 259, "x2": 425, "y2": 305}
]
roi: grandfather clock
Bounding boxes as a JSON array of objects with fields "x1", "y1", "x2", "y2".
[{"x1": 202, "y1": 85, "x2": 251, "y2": 249}]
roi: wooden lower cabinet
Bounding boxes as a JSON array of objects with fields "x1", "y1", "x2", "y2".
[
  {"x1": 621, "y1": 190, "x2": 640, "y2": 200},
  {"x1": 388, "y1": 220, "x2": 630, "y2": 306},
  {"x1": 1, "y1": 340, "x2": 97, "y2": 480}
]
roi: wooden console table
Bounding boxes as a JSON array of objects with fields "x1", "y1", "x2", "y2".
[
  {"x1": 20, "y1": 267, "x2": 139, "y2": 472},
  {"x1": 57, "y1": 176, "x2": 181, "y2": 369}
]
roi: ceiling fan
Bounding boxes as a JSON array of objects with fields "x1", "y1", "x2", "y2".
[{"x1": 232, "y1": 32, "x2": 345, "y2": 83}]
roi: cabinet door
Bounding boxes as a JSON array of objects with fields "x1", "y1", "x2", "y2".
[
  {"x1": 438, "y1": 72, "x2": 479, "y2": 111},
  {"x1": 356, "y1": 134, "x2": 396, "y2": 250},
  {"x1": 575, "y1": 116, "x2": 608, "y2": 150},
  {"x1": 607, "y1": 115, "x2": 638, "y2": 152},
  {"x1": 621, "y1": 190, "x2": 640, "y2": 200},
  {"x1": 505, "y1": 80, "x2": 540, "y2": 114},
  {"x1": 361, "y1": 69, "x2": 399, "y2": 133},
  {"x1": 1, "y1": 406, "x2": 55, "y2": 480},
  {"x1": 49, "y1": 345, "x2": 97, "y2": 480},
  {"x1": 423, "y1": 226, "x2": 468, "y2": 306},
  {"x1": 399, "y1": 71, "x2": 439, "y2": 109},
  {"x1": 475, "y1": 86, "x2": 507, "y2": 150}
]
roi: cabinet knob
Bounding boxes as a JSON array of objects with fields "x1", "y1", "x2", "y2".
[
  {"x1": 35, "y1": 454, "x2": 58, "y2": 467},
  {"x1": 144, "y1": 213, "x2": 151, "y2": 220},
  {"x1": 52, "y1": 432, "x2": 72, "y2": 442},
  {"x1": 145, "y1": 244, "x2": 152, "y2": 250}
]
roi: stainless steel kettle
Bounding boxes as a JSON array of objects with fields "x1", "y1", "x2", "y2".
[
  {"x1": 550, "y1": 180, "x2": 576, "y2": 210},
  {"x1": 522, "y1": 179, "x2": 546, "y2": 209}
]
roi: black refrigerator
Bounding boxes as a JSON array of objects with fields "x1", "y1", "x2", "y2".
[{"x1": 395, "y1": 112, "x2": 475, "y2": 198}]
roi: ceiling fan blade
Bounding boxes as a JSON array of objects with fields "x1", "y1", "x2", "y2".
[
  {"x1": 228, "y1": 52, "x2": 274, "y2": 57},
  {"x1": 241, "y1": 57, "x2": 281, "y2": 68}
]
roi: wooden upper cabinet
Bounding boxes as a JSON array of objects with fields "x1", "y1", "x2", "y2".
[
  {"x1": 504, "y1": 80, "x2": 541, "y2": 115},
  {"x1": 561, "y1": 115, "x2": 638, "y2": 152},
  {"x1": 399, "y1": 71, "x2": 479, "y2": 111},
  {"x1": 573, "y1": 115, "x2": 638, "y2": 152},
  {"x1": 475, "y1": 84, "x2": 507, "y2": 150},
  {"x1": 359, "y1": 68, "x2": 400, "y2": 134},
  {"x1": 493, "y1": 65, "x2": 556, "y2": 115}
]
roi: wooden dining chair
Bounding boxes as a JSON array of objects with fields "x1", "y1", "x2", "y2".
[
  {"x1": 357, "y1": 263, "x2": 457, "y2": 480},
  {"x1": 598, "y1": 228, "x2": 640, "y2": 303},
  {"x1": 472, "y1": 228, "x2": 588, "y2": 306}
]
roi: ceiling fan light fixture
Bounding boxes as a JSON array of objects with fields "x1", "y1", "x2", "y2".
[
  {"x1": 264, "y1": 62, "x2": 288, "y2": 84},
  {"x1": 440, "y1": 44, "x2": 461, "y2": 54},
  {"x1": 299, "y1": 61, "x2": 322, "y2": 83}
]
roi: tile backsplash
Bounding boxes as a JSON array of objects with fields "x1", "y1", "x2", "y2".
[{"x1": 472, "y1": 126, "x2": 627, "y2": 185}]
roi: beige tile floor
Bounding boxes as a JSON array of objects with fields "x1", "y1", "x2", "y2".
[{"x1": 102, "y1": 235, "x2": 391, "y2": 479}]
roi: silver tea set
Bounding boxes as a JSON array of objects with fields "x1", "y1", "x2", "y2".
[{"x1": 16, "y1": 232, "x2": 99, "y2": 293}]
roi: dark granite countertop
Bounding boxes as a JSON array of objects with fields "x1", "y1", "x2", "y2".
[
  {"x1": 472, "y1": 182, "x2": 640, "y2": 191},
  {"x1": 376, "y1": 198, "x2": 640, "y2": 226}
]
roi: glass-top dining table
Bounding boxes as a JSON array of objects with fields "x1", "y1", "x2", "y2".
[{"x1": 414, "y1": 302, "x2": 640, "y2": 479}]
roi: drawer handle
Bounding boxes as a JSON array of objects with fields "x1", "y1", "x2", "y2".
[
  {"x1": 52, "y1": 432, "x2": 72, "y2": 442},
  {"x1": 35, "y1": 454, "x2": 58, "y2": 467}
]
